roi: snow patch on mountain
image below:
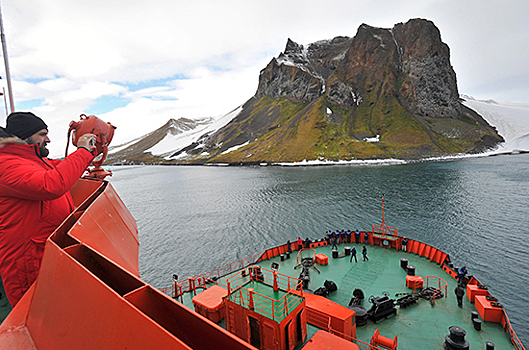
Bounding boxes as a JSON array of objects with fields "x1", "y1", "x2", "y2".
[
  {"x1": 220, "y1": 141, "x2": 250, "y2": 155},
  {"x1": 146, "y1": 106, "x2": 243, "y2": 157}
]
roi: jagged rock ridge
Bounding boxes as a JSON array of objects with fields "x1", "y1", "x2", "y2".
[
  {"x1": 108, "y1": 18, "x2": 504, "y2": 165},
  {"x1": 256, "y1": 20, "x2": 460, "y2": 119}
]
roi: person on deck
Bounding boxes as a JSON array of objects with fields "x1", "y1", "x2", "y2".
[
  {"x1": 355, "y1": 230, "x2": 360, "y2": 243},
  {"x1": 364, "y1": 231, "x2": 369, "y2": 244},
  {"x1": 350, "y1": 246, "x2": 358, "y2": 263},
  {"x1": 401, "y1": 237, "x2": 408, "y2": 252},
  {"x1": 457, "y1": 266, "x2": 468, "y2": 285},
  {"x1": 454, "y1": 284, "x2": 465, "y2": 308},
  {"x1": 0, "y1": 112, "x2": 97, "y2": 308},
  {"x1": 331, "y1": 232, "x2": 338, "y2": 250},
  {"x1": 297, "y1": 237, "x2": 303, "y2": 250},
  {"x1": 362, "y1": 246, "x2": 369, "y2": 261}
]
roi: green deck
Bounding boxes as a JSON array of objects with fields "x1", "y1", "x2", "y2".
[{"x1": 178, "y1": 243, "x2": 517, "y2": 349}]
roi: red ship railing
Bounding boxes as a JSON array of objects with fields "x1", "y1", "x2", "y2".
[
  {"x1": 423, "y1": 276, "x2": 448, "y2": 304},
  {"x1": 224, "y1": 265, "x2": 303, "y2": 321},
  {"x1": 161, "y1": 250, "x2": 267, "y2": 300},
  {"x1": 503, "y1": 310, "x2": 526, "y2": 350}
]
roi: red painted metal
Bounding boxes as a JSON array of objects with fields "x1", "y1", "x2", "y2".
[
  {"x1": 224, "y1": 266, "x2": 306, "y2": 350},
  {"x1": 422, "y1": 244, "x2": 431, "y2": 259},
  {"x1": 467, "y1": 284, "x2": 490, "y2": 303},
  {"x1": 475, "y1": 295, "x2": 504, "y2": 323},
  {"x1": 423, "y1": 276, "x2": 448, "y2": 304},
  {"x1": 67, "y1": 183, "x2": 139, "y2": 275},
  {"x1": 409, "y1": 240, "x2": 419, "y2": 254},
  {"x1": 293, "y1": 291, "x2": 356, "y2": 340},
  {"x1": 438, "y1": 252, "x2": 448, "y2": 266},
  {"x1": 0, "y1": 178, "x2": 257, "y2": 350},
  {"x1": 370, "y1": 329, "x2": 397, "y2": 350},
  {"x1": 301, "y1": 330, "x2": 360, "y2": 350},
  {"x1": 430, "y1": 248, "x2": 441, "y2": 263},
  {"x1": 296, "y1": 248, "x2": 317, "y2": 267},
  {"x1": 192, "y1": 285, "x2": 228, "y2": 323},
  {"x1": 417, "y1": 242, "x2": 426, "y2": 256},
  {"x1": 226, "y1": 266, "x2": 304, "y2": 319},
  {"x1": 315, "y1": 254, "x2": 328, "y2": 265}
]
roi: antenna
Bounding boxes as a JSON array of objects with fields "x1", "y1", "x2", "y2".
[{"x1": 0, "y1": 2, "x2": 15, "y2": 114}]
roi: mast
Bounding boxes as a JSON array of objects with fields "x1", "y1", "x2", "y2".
[
  {"x1": 381, "y1": 194, "x2": 385, "y2": 226},
  {"x1": 0, "y1": 2, "x2": 14, "y2": 114}
]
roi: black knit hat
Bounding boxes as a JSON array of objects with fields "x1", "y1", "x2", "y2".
[{"x1": 5, "y1": 112, "x2": 48, "y2": 140}]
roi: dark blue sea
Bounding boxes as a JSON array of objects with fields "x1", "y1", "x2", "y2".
[{"x1": 110, "y1": 153, "x2": 529, "y2": 345}]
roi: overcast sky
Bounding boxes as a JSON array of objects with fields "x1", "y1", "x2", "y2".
[{"x1": 1, "y1": 0, "x2": 528, "y2": 157}]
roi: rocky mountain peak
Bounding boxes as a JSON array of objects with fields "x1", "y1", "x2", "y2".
[
  {"x1": 256, "y1": 18, "x2": 460, "y2": 119},
  {"x1": 284, "y1": 38, "x2": 304, "y2": 55},
  {"x1": 162, "y1": 117, "x2": 213, "y2": 135},
  {"x1": 276, "y1": 38, "x2": 310, "y2": 69},
  {"x1": 108, "y1": 18, "x2": 503, "y2": 165}
]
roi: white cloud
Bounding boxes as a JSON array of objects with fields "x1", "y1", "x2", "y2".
[{"x1": 97, "y1": 63, "x2": 264, "y2": 151}]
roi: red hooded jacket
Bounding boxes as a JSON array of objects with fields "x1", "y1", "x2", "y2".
[{"x1": 0, "y1": 138, "x2": 95, "y2": 306}]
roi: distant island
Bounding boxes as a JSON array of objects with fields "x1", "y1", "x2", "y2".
[{"x1": 107, "y1": 18, "x2": 503, "y2": 165}]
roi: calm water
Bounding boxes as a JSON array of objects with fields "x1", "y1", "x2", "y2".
[{"x1": 110, "y1": 154, "x2": 529, "y2": 345}]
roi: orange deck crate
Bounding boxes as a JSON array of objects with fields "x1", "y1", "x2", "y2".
[
  {"x1": 406, "y1": 275, "x2": 424, "y2": 290},
  {"x1": 300, "y1": 292, "x2": 356, "y2": 339},
  {"x1": 467, "y1": 284, "x2": 489, "y2": 303},
  {"x1": 192, "y1": 285, "x2": 228, "y2": 323},
  {"x1": 315, "y1": 253, "x2": 328, "y2": 265},
  {"x1": 302, "y1": 330, "x2": 359, "y2": 350},
  {"x1": 475, "y1": 295, "x2": 503, "y2": 323}
]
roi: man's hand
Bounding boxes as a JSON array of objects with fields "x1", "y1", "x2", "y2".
[{"x1": 77, "y1": 133, "x2": 97, "y2": 153}]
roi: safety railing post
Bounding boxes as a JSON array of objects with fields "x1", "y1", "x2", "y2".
[
  {"x1": 248, "y1": 288, "x2": 255, "y2": 311},
  {"x1": 191, "y1": 278, "x2": 196, "y2": 295}
]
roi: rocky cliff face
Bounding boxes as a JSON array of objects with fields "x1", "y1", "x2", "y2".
[
  {"x1": 256, "y1": 19, "x2": 460, "y2": 119},
  {"x1": 112, "y1": 18, "x2": 503, "y2": 165},
  {"x1": 393, "y1": 20, "x2": 460, "y2": 119},
  {"x1": 255, "y1": 37, "x2": 354, "y2": 102}
]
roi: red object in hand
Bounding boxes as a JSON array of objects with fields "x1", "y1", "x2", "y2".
[{"x1": 67, "y1": 114, "x2": 116, "y2": 169}]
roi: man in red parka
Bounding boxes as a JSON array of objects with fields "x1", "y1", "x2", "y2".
[{"x1": 0, "y1": 111, "x2": 97, "y2": 308}]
